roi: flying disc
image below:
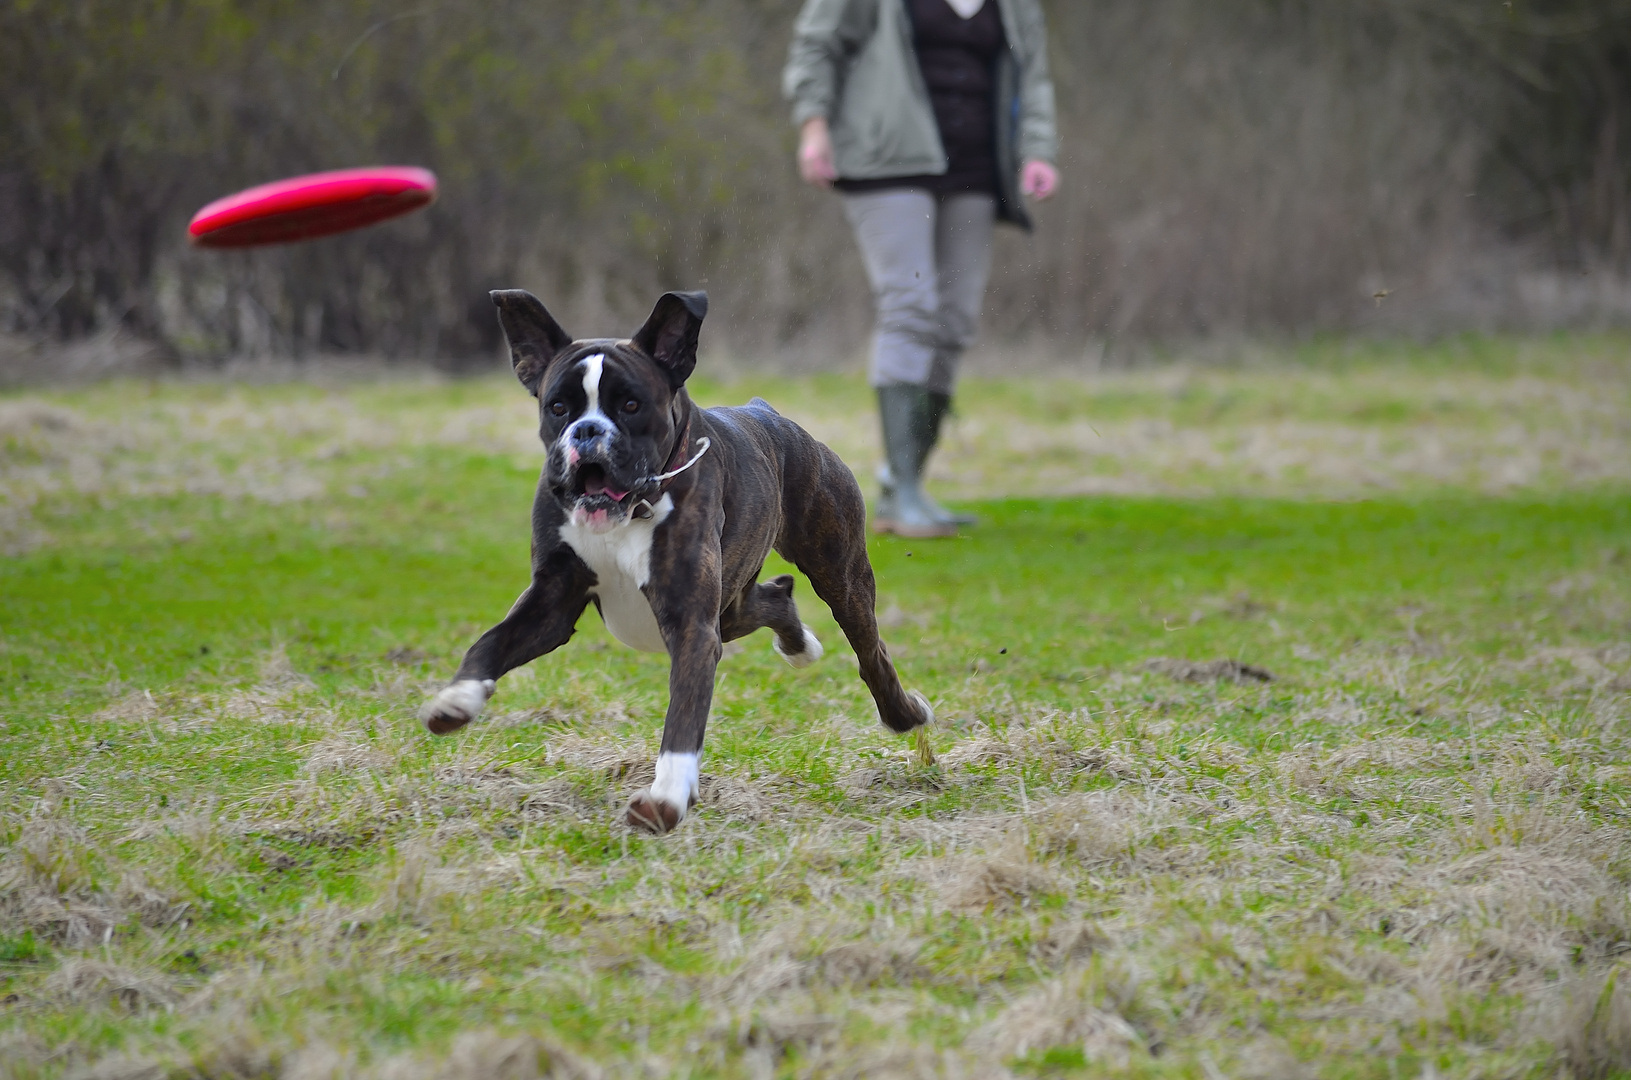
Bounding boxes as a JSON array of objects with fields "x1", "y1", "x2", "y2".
[{"x1": 188, "y1": 166, "x2": 437, "y2": 248}]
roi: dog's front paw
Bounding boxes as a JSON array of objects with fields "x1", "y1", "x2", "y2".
[
  {"x1": 626, "y1": 792, "x2": 685, "y2": 834},
  {"x1": 625, "y1": 752, "x2": 698, "y2": 835},
  {"x1": 773, "y1": 624, "x2": 824, "y2": 669},
  {"x1": 419, "y1": 679, "x2": 495, "y2": 734}
]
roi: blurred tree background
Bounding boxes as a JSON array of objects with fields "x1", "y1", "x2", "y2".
[{"x1": 2, "y1": 0, "x2": 1630, "y2": 367}]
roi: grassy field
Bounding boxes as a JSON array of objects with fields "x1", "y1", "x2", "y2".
[{"x1": 2, "y1": 337, "x2": 1631, "y2": 1078}]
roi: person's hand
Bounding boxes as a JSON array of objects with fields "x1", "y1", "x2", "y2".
[
  {"x1": 799, "y1": 117, "x2": 837, "y2": 188},
  {"x1": 1021, "y1": 159, "x2": 1059, "y2": 201}
]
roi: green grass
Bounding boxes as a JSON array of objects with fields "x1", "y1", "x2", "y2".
[{"x1": 3, "y1": 341, "x2": 1631, "y2": 1078}]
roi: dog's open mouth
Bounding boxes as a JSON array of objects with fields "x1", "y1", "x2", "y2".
[{"x1": 574, "y1": 464, "x2": 630, "y2": 504}]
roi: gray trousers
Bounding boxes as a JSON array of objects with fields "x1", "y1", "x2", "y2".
[{"x1": 842, "y1": 189, "x2": 996, "y2": 396}]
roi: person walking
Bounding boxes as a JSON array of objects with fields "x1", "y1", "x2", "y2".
[{"x1": 784, "y1": 0, "x2": 1059, "y2": 538}]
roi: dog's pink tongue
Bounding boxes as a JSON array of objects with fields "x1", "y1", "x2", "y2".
[{"x1": 584, "y1": 476, "x2": 628, "y2": 501}]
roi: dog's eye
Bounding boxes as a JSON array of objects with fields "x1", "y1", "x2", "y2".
[
  {"x1": 548, "y1": 400, "x2": 568, "y2": 418},
  {"x1": 622, "y1": 399, "x2": 640, "y2": 414}
]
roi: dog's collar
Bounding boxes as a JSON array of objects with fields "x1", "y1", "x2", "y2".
[
  {"x1": 657, "y1": 415, "x2": 694, "y2": 488},
  {"x1": 630, "y1": 414, "x2": 710, "y2": 519}
]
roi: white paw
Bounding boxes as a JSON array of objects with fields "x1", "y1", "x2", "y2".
[
  {"x1": 909, "y1": 689, "x2": 935, "y2": 727},
  {"x1": 628, "y1": 752, "x2": 698, "y2": 833},
  {"x1": 773, "y1": 624, "x2": 824, "y2": 669},
  {"x1": 419, "y1": 678, "x2": 494, "y2": 734},
  {"x1": 651, "y1": 751, "x2": 699, "y2": 813}
]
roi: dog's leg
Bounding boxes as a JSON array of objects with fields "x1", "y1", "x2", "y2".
[
  {"x1": 778, "y1": 453, "x2": 933, "y2": 735},
  {"x1": 719, "y1": 574, "x2": 823, "y2": 668},
  {"x1": 625, "y1": 537, "x2": 723, "y2": 835},
  {"x1": 420, "y1": 551, "x2": 591, "y2": 735},
  {"x1": 800, "y1": 550, "x2": 931, "y2": 733}
]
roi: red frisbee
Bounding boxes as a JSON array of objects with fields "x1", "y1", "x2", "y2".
[{"x1": 188, "y1": 166, "x2": 437, "y2": 248}]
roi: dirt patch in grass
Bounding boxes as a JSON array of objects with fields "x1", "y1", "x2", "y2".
[{"x1": 1144, "y1": 656, "x2": 1276, "y2": 684}]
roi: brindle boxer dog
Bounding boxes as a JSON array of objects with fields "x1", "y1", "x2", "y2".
[{"x1": 419, "y1": 289, "x2": 934, "y2": 833}]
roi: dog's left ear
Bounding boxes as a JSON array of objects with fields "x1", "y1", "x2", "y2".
[{"x1": 632, "y1": 290, "x2": 708, "y2": 387}]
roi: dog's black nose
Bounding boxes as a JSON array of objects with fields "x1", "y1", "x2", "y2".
[{"x1": 571, "y1": 419, "x2": 609, "y2": 444}]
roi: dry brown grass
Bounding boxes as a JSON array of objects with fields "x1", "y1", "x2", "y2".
[
  {"x1": 0, "y1": 811, "x2": 187, "y2": 950},
  {"x1": 1547, "y1": 965, "x2": 1631, "y2": 1080},
  {"x1": 9, "y1": 670, "x2": 1631, "y2": 1076},
  {"x1": 4, "y1": 349, "x2": 1629, "y2": 555},
  {"x1": 971, "y1": 964, "x2": 1146, "y2": 1068},
  {"x1": 4, "y1": 364, "x2": 1631, "y2": 1077}
]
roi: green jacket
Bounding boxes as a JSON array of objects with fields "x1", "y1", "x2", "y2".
[{"x1": 783, "y1": 0, "x2": 1058, "y2": 228}]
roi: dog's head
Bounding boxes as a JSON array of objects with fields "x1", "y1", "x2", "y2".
[{"x1": 492, "y1": 288, "x2": 706, "y2": 533}]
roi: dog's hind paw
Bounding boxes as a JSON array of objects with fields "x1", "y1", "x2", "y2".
[
  {"x1": 908, "y1": 689, "x2": 935, "y2": 728},
  {"x1": 773, "y1": 624, "x2": 824, "y2": 669},
  {"x1": 880, "y1": 688, "x2": 935, "y2": 734},
  {"x1": 419, "y1": 679, "x2": 494, "y2": 734}
]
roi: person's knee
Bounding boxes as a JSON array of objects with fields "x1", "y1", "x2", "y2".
[
  {"x1": 871, "y1": 329, "x2": 936, "y2": 387},
  {"x1": 877, "y1": 288, "x2": 940, "y2": 342},
  {"x1": 939, "y1": 310, "x2": 979, "y2": 351}
]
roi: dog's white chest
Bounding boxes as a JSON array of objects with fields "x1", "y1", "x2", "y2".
[{"x1": 558, "y1": 495, "x2": 673, "y2": 654}]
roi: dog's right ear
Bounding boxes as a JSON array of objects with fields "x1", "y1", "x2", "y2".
[{"x1": 491, "y1": 290, "x2": 573, "y2": 396}]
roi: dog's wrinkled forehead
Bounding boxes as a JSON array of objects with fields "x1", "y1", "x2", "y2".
[{"x1": 542, "y1": 340, "x2": 674, "y2": 417}]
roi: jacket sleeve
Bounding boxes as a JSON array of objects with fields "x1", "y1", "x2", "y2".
[
  {"x1": 783, "y1": 0, "x2": 873, "y2": 127},
  {"x1": 1013, "y1": 0, "x2": 1059, "y2": 164}
]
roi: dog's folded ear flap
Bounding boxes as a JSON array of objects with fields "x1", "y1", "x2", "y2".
[
  {"x1": 632, "y1": 291, "x2": 708, "y2": 387},
  {"x1": 492, "y1": 290, "x2": 573, "y2": 396}
]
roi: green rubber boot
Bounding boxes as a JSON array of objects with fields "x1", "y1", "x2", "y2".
[
  {"x1": 873, "y1": 385, "x2": 957, "y2": 538},
  {"x1": 875, "y1": 391, "x2": 976, "y2": 529}
]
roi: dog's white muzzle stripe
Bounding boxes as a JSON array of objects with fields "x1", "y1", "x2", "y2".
[
  {"x1": 560, "y1": 353, "x2": 613, "y2": 461},
  {"x1": 581, "y1": 353, "x2": 605, "y2": 417}
]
